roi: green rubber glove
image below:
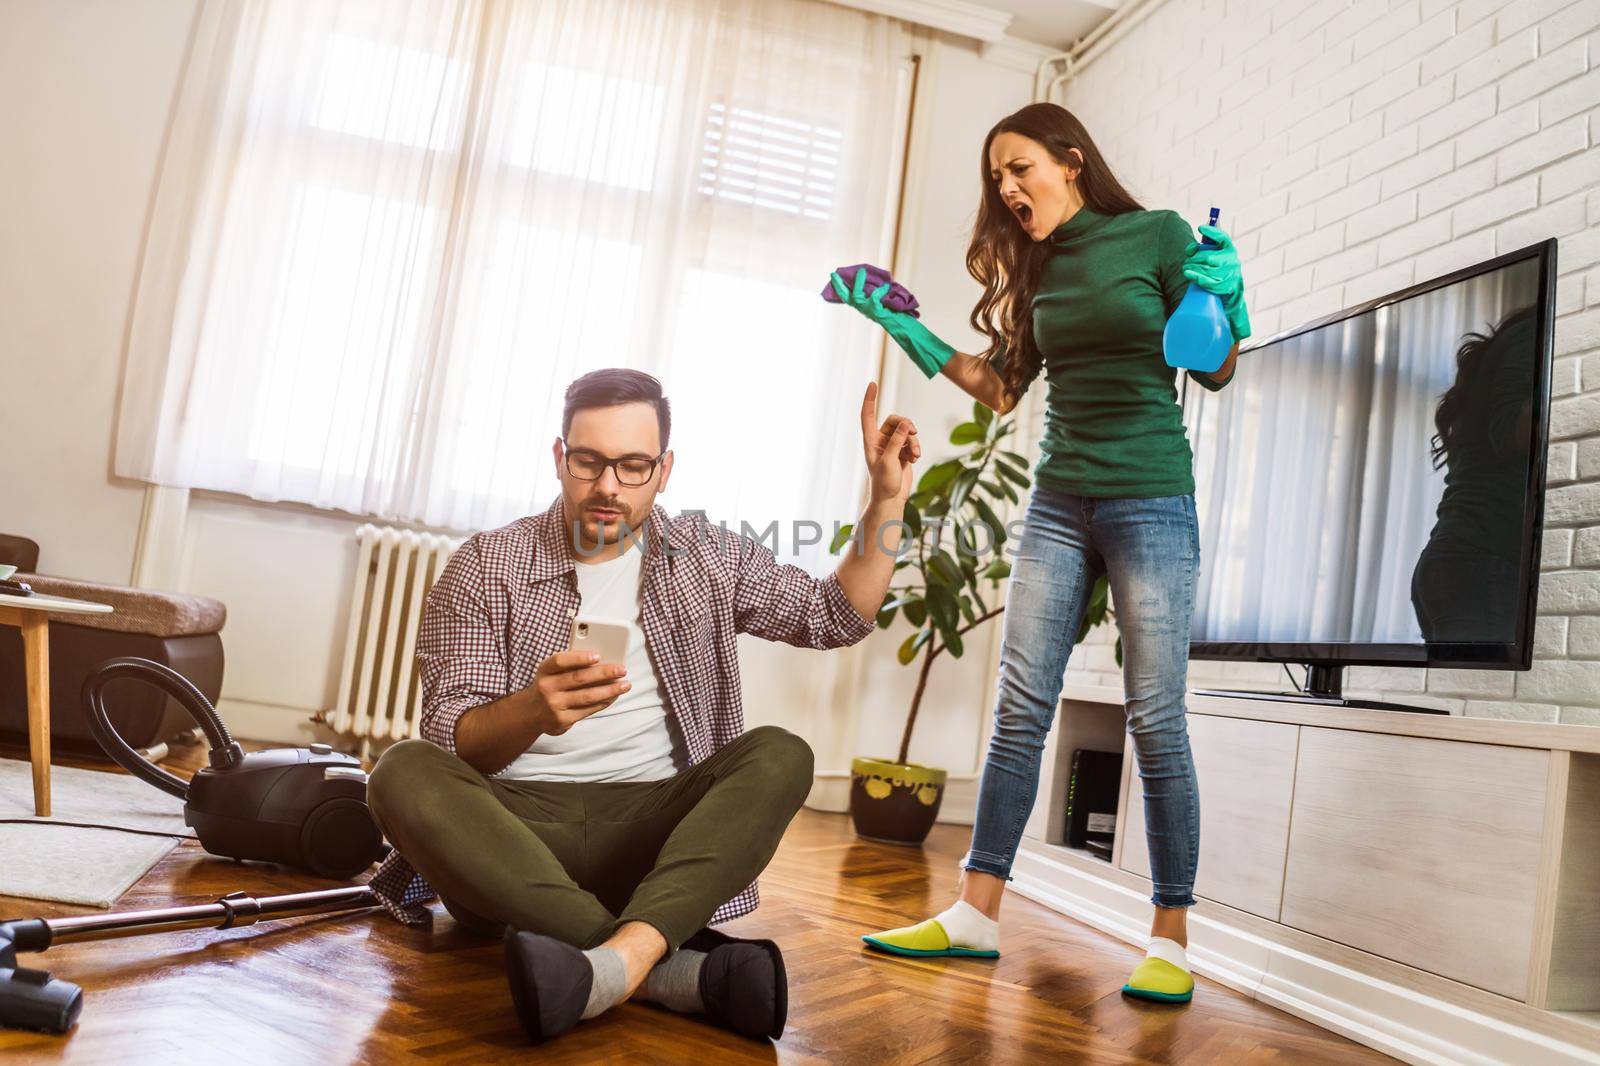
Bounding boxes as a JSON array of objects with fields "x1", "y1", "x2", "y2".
[
  {"x1": 1182, "y1": 223, "x2": 1251, "y2": 342},
  {"x1": 828, "y1": 267, "x2": 954, "y2": 379}
]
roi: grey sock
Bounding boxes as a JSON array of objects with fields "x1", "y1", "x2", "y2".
[
  {"x1": 580, "y1": 946, "x2": 628, "y2": 1020},
  {"x1": 637, "y1": 948, "x2": 707, "y2": 1014}
]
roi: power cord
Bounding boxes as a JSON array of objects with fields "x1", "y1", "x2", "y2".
[
  {"x1": 1283, "y1": 663, "x2": 1305, "y2": 692},
  {"x1": 0, "y1": 818, "x2": 190, "y2": 839},
  {"x1": 0, "y1": 819, "x2": 394, "y2": 857}
]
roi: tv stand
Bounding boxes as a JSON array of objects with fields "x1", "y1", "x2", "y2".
[
  {"x1": 1009, "y1": 684, "x2": 1600, "y2": 1064},
  {"x1": 1193, "y1": 662, "x2": 1449, "y2": 715}
]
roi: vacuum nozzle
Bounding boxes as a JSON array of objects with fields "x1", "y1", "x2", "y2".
[{"x1": 0, "y1": 922, "x2": 82, "y2": 1034}]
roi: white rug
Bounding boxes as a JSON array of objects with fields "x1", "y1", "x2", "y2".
[{"x1": 0, "y1": 757, "x2": 194, "y2": 907}]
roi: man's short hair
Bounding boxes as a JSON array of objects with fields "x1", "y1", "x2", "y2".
[{"x1": 562, "y1": 368, "x2": 672, "y2": 451}]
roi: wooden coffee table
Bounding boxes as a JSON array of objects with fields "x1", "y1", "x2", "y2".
[{"x1": 0, "y1": 591, "x2": 113, "y2": 816}]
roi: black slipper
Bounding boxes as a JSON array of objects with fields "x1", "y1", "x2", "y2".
[
  {"x1": 682, "y1": 926, "x2": 788, "y2": 1040},
  {"x1": 503, "y1": 928, "x2": 593, "y2": 1044}
]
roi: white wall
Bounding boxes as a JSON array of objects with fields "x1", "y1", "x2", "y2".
[
  {"x1": 0, "y1": 0, "x2": 1049, "y2": 813},
  {"x1": 0, "y1": 1, "x2": 359, "y2": 741},
  {"x1": 0, "y1": 0, "x2": 197, "y2": 583},
  {"x1": 1054, "y1": 0, "x2": 1600, "y2": 725}
]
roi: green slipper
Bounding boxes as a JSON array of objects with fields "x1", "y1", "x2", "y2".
[
  {"x1": 861, "y1": 917, "x2": 1000, "y2": 959},
  {"x1": 1121, "y1": 956, "x2": 1194, "y2": 1003}
]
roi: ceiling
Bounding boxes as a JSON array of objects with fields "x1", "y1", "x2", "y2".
[{"x1": 988, "y1": 0, "x2": 1124, "y2": 51}]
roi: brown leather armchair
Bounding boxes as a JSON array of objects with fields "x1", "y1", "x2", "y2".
[{"x1": 0, "y1": 536, "x2": 226, "y2": 756}]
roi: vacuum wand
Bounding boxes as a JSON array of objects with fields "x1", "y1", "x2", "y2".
[{"x1": 0, "y1": 885, "x2": 378, "y2": 1034}]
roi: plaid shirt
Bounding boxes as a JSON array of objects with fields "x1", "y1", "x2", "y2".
[{"x1": 367, "y1": 494, "x2": 877, "y2": 927}]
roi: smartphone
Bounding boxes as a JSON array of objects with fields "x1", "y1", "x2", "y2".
[{"x1": 568, "y1": 617, "x2": 630, "y2": 667}]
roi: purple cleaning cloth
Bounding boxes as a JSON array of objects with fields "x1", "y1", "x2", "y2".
[{"x1": 821, "y1": 263, "x2": 921, "y2": 318}]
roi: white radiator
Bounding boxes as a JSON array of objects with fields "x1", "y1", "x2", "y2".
[{"x1": 326, "y1": 524, "x2": 463, "y2": 743}]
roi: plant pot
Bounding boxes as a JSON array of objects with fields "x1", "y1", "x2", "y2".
[{"x1": 849, "y1": 757, "x2": 947, "y2": 846}]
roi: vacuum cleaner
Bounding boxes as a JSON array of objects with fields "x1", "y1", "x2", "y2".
[
  {"x1": 81, "y1": 656, "x2": 386, "y2": 880},
  {"x1": 0, "y1": 660, "x2": 395, "y2": 1034},
  {"x1": 1, "y1": 885, "x2": 379, "y2": 1033}
]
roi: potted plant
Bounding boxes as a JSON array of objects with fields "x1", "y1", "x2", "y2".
[{"x1": 835, "y1": 401, "x2": 1120, "y2": 845}]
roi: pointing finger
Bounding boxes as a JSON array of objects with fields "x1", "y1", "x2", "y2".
[{"x1": 861, "y1": 381, "x2": 878, "y2": 439}]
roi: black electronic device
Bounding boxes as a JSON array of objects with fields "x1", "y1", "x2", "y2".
[
  {"x1": 1064, "y1": 748, "x2": 1122, "y2": 850},
  {"x1": 81, "y1": 657, "x2": 385, "y2": 880},
  {"x1": 1185, "y1": 239, "x2": 1558, "y2": 712}
]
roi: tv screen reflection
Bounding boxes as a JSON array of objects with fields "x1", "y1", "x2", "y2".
[{"x1": 1187, "y1": 256, "x2": 1541, "y2": 649}]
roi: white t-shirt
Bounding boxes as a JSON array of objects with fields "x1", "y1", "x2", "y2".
[{"x1": 496, "y1": 541, "x2": 687, "y2": 783}]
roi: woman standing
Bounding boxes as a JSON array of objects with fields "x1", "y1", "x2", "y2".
[{"x1": 829, "y1": 103, "x2": 1250, "y2": 1004}]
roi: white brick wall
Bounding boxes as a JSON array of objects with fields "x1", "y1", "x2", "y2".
[{"x1": 1052, "y1": 0, "x2": 1600, "y2": 725}]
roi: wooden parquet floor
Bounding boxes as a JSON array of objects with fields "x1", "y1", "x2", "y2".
[{"x1": 0, "y1": 740, "x2": 1395, "y2": 1065}]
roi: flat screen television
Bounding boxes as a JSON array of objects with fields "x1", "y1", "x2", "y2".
[{"x1": 1182, "y1": 238, "x2": 1557, "y2": 713}]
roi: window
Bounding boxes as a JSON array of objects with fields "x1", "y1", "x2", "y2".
[
  {"x1": 699, "y1": 102, "x2": 842, "y2": 220},
  {"x1": 119, "y1": 0, "x2": 910, "y2": 560}
]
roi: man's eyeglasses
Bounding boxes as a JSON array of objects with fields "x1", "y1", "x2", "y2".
[{"x1": 562, "y1": 441, "x2": 664, "y2": 486}]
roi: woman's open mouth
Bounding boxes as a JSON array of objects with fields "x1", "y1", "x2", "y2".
[{"x1": 1010, "y1": 201, "x2": 1033, "y2": 228}]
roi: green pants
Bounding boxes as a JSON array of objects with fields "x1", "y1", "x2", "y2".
[{"x1": 367, "y1": 725, "x2": 813, "y2": 952}]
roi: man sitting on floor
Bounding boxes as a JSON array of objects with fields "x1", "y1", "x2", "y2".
[{"x1": 365, "y1": 367, "x2": 918, "y2": 1044}]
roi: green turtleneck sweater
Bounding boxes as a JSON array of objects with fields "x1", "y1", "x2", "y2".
[{"x1": 996, "y1": 206, "x2": 1234, "y2": 498}]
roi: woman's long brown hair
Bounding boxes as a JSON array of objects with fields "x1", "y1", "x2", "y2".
[
  {"x1": 967, "y1": 103, "x2": 1145, "y2": 406},
  {"x1": 1429, "y1": 304, "x2": 1537, "y2": 469}
]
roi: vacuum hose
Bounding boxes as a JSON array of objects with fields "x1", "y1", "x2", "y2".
[{"x1": 81, "y1": 658, "x2": 244, "y2": 801}]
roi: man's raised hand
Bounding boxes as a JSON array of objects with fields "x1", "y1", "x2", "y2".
[{"x1": 860, "y1": 381, "x2": 920, "y2": 502}]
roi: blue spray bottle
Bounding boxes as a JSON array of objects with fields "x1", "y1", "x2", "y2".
[{"x1": 1162, "y1": 206, "x2": 1231, "y2": 374}]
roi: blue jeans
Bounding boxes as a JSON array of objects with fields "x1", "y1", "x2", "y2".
[{"x1": 962, "y1": 486, "x2": 1201, "y2": 909}]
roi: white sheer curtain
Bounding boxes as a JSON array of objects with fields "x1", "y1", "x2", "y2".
[
  {"x1": 116, "y1": 0, "x2": 907, "y2": 566},
  {"x1": 1186, "y1": 259, "x2": 1540, "y2": 644}
]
